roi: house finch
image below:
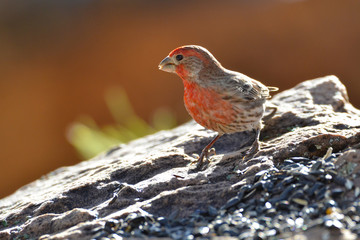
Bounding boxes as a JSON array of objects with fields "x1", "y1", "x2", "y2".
[{"x1": 158, "y1": 45, "x2": 278, "y2": 169}]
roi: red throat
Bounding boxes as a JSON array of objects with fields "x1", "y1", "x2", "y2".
[{"x1": 175, "y1": 65, "x2": 189, "y2": 79}]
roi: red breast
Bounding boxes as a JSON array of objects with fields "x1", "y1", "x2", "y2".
[{"x1": 182, "y1": 79, "x2": 238, "y2": 132}]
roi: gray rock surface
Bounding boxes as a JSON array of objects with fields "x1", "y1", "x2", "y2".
[{"x1": 0, "y1": 75, "x2": 360, "y2": 239}]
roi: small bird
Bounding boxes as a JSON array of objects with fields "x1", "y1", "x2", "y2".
[{"x1": 158, "y1": 45, "x2": 278, "y2": 168}]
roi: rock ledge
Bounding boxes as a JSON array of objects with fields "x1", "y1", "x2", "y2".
[{"x1": 1, "y1": 75, "x2": 360, "y2": 239}]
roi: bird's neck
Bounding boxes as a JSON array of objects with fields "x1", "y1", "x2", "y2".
[
  {"x1": 175, "y1": 65, "x2": 198, "y2": 82},
  {"x1": 182, "y1": 79, "x2": 197, "y2": 93},
  {"x1": 178, "y1": 63, "x2": 226, "y2": 89}
]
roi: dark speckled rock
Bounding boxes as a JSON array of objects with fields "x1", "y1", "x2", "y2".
[{"x1": 0, "y1": 76, "x2": 360, "y2": 239}]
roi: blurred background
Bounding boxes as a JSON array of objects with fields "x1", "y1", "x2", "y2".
[{"x1": 1, "y1": 0, "x2": 359, "y2": 198}]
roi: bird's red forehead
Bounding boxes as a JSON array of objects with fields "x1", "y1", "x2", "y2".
[
  {"x1": 169, "y1": 47, "x2": 195, "y2": 57},
  {"x1": 169, "y1": 47, "x2": 208, "y2": 63}
]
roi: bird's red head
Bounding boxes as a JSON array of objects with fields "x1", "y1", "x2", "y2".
[{"x1": 158, "y1": 45, "x2": 221, "y2": 80}]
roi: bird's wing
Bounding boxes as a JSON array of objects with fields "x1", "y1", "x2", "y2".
[{"x1": 212, "y1": 72, "x2": 274, "y2": 102}]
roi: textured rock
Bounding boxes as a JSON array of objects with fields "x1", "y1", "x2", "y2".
[{"x1": 0, "y1": 75, "x2": 360, "y2": 239}]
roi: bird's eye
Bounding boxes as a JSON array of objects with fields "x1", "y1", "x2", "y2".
[{"x1": 176, "y1": 54, "x2": 183, "y2": 61}]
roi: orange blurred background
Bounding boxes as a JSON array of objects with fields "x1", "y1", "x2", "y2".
[{"x1": 1, "y1": 0, "x2": 359, "y2": 198}]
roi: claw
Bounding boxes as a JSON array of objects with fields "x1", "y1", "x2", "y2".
[
  {"x1": 195, "y1": 148, "x2": 209, "y2": 169},
  {"x1": 191, "y1": 153, "x2": 200, "y2": 159},
  {"x1": 190, "y1": 151, "x2": 209, "y2": 166},
  {"x1": 208, "y1": 148, "x2": 216, "y2": 157},
  {"x1": 191, "y1": 134, "x2": 222, "y2": 170}
]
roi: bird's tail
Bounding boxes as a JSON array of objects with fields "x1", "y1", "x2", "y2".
[
  {"x1": 265, "y1": 86, "x2": 279, "y2": 99},
  {"x1": 267, "y1": 86, "x2": 279, "y2": 92}
]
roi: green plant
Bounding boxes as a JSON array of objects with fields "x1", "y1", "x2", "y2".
[{"x1": 67, "y1": 87, "x2": 176, "y2": 159}]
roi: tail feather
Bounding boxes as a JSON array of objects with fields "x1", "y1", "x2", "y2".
[
  {"x1": 265, "y1": 86, "x2": 279, "y2": 99},
  {"x1": 267, "y1": 86, "x2": 279, "y2": 92}
]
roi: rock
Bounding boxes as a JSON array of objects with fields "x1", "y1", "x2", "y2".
[
  {"x1": 335, "y1": 149, "x2": 360, "y2": 176},
  {"x1": 259, "y1": 75, "x2": 360, "y2": 161},
  {"x1": 0, "y1": 75, "x2": 360, "y2": 239}
]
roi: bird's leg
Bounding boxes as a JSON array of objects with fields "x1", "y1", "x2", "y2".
[
  {"x1": 195, "y1": 134, "x2": 222, "y2": 169},
  {"x1": 243, "y1": 129, "x2": 260, "y2": 160}
]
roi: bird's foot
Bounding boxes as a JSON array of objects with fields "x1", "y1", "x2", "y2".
[
  {"x1": 258, "y1": 141, "x2": 272, "y2": 149},
  {"x1": 189, "y1": 134, "x2": 222, "y2": 172},
  {"x1": 208, "y1": 147, "x2": 216, "y2": 157},
  {"x1": 242, "y1": 139, "x2": 259, "y2": 161},
  {"x1": 190, "y1": 148, "x2": 216, "y2": 170}
]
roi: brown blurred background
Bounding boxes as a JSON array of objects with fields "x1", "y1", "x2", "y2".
[{"x1": 0, "y1": 0, "x2": 359, "y2": 198}]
